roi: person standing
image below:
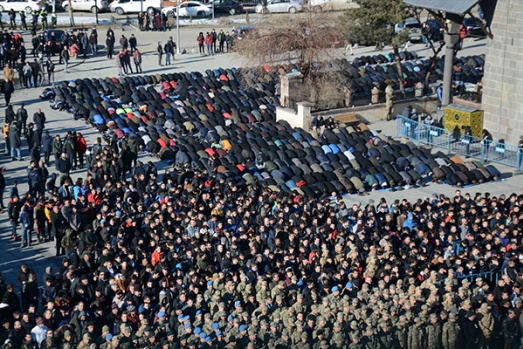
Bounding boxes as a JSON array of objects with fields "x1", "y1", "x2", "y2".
[
  {"x1": 205, "y1": 32, "x2": 213, "y2": 55},
  {"x1": 197, "y1": 32, "x2": 205, "y2": 55},
  {"x1": 3, "y1": 63, "x2": 15, "y2": 83},
  {"x1": 19, "y1": 11, "x2": 27, "y2": 30},
  {"x1": 52, "y1": 134, "x2": 62, "y2": 168},
  {"x1": 164, "y1": 39, "x2": 173, "y2": 66},
  {"x1": 116, "y1": 50, "x2": 123, "y2": 76},
  {"x1": 133, "y1": 49, "x2": 142, "y2": 73},
  {"x1": 157, "y1": 41, "x2": 163, "y2": 66},
  {"x1": 106, "y1": 32, "x2": 115, "y2": 59},
  {"x1": 76, "y1": 132, "x2": 86, "y2": 169},
  {"x1": 33, "y1": 108, "x2": 46, "y2": 135},
  {"x1": 0, "y1": 167, "x2": 6, "y2": 210},
  {"x1": 119, "y1": 34, "x2": 128, "y2": 50},
  {"x1": 3, "y1": 123, "x2": 9, "y2": 155},
  {"x1": 56, "y1": 152, "x2": 72, "y2": 178},
  {"x1": 61, "y1": 45, "x2": 70, "y2": 73},
  {"x1": 481, "y1": 129, "x2": 493, "y2": 157},
  {"x1": 80, "y1": 32, "x2": 88, "y2": 58},
  {"x1": 63, "y1": 133, "x2": 76, "y2": 170},
  {"x1": 211, "y1": 28, "x2": 217, "y2": 53},
  {"x1": 89, "y1": 32, "x2": 97, "y2": 55},
  {"x1": 503, "y1": 309, "x2": 520, "y2": 349},
  {"x1": 385, "y1": 81, "x2": 394, "y2": 121},
  {"x1": 3, "y1": 78, "x2": 14, "y2": 106},
  {"x1": 8, "y1": 122, "x2": 22, "y2": 161},
  {"x1": 51, "y1": 11, "x2": 57, "y2": 28},
  {"x1": 129, "y1": 34, "x2": 137, "y2": 53},
  {"x1": 46, "y1": 59, "x2": 54, "y2": 85},
  {"x1": 8, "y1": 9, "x2": 16, "y2": 30},
  {"x1": 20, "y1": 205, "x2": 32, "y2": 247},
  {"x1": 41, "y1": 130, "x2": 52, "y2": 167},
  {"x1": 7, "y1": 195, "x2": 21, "y2": 241},
  {"x1": 23, "y1": 62, "x2": 33, "y2": 88},
  {"x1": 16, "y1": 103, "x2": 28, "y2": 133},
  {"x1": 122, "y1": 49, "x2": 133, "y2": 74},
  {"x1": 225, "y1": 31, "x2": 232, "y2": 53},
  {"x1": 218, "y1": 30, "x2": 225, "y2": 53}
]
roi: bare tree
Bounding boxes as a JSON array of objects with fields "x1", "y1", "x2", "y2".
[
  {"x1": 339, "y1": 0, "x2": 409, "y2": 98},
  {"x1": 234, "y1": 12, "x2": 346, "y2": 110}
]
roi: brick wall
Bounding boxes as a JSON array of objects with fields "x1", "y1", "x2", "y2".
[{"x1": 482, "y1": 0, "x2": 523, "y2": 143}]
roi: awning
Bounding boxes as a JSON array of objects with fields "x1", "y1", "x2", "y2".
[{"x1": 403, "y1": 0, "x2": 481, "y2": 15}]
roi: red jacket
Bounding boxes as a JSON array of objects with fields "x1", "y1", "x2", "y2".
[
  {"x1": 205, "y1": 34, "x2": 213, "y2": 45},
  {"x1": 76, "y1": 136, "x2": 87, "y2": 152}
]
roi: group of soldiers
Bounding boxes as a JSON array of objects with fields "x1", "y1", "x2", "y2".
[{"x1": 2, "y1": 8, "x2": 58, "y2": 34}]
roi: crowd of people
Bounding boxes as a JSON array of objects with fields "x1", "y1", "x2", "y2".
[
  {"x1": 1, "y1": 98, "x2": 523, "y2": 348},
  {"x1": 0, "y1": 9, "x2": 518, "y2": 349}
]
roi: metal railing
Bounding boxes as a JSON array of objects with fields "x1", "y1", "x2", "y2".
[
  {"x1": 396, "y1": 115, "x2": 523, "y2": 172},
  {"x1": 455, "y1": 270, "x2": 503, "y2": 285}
]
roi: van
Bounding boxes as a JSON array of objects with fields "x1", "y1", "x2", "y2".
[
  {"x1": 109, "y1": 0, "x2": 161, "y2": 14},
  {"x1": 309, "y1": 0, "x2": 354, "y2": 12},
  {"x1": 62, "y1": 0, "x2": 109, "y2": 13},
  {"x1": 0, "y1": 0, "x2": 42, "y2": 14}
]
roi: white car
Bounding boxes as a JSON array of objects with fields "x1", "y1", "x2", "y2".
[
  {"x1": 0, "y1": 0, "x2": 42, "y2": 14},
  {"x1": 255, "y1": 0, "x2": 302, "y2": 13},
  {"x1": 162, "y1": 1, "x2": 211, "y2": 18},
  {"x1": 109, "y1": 0, "x2": 161, "y2": 15},
  {"x1": 62, "y1": 0, "x2": 108, "y2": 13},
  {"x1": 395, "y1": 17, "x2": 423, "y2": 42}
]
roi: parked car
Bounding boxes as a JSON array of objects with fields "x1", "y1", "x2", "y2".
[
  {"x1": 235, "y1": 24, "x2": 254, "y2": 38},
  {"x1": 463, "y1": 17, "x2": 486, "y2": 37},
  {"x1": 394, "y1": 17, "x2": 422, "y2": 42},
  {"x1": 255, "y1": 0, "x2": 302, "y2": 13},
  {"x1": 162, "y1": 1, "x2": 211, "y2": 17},
  {"x1": 212, "y1": 0, "x2": 243, "y2": 15},
  {"x1": 62, "y1": 0, "x2": 108, "y2": 13},
  {"x1": 0, "y1": 0, "x2": 42, "y2": 14},
  {"x1": 309, "y1": 0, "x2": 353, "y2": 12},
  {"x1": 109, "y1": 0, "x2": 161, "y2": 15}
]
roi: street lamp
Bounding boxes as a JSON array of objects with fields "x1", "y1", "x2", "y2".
[{"x1": 176, "y1": 4, "x2": 180, "y2": 54}]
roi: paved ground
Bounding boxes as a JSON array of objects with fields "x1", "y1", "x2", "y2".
[{"x1": 0, "y1": 24, "x2": 499, "y2": 298}]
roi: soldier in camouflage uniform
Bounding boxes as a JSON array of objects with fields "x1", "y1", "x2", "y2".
[
  {"x1": 442, "y1": 313, "x2": 461, "y2": 349},
  {"x1": 408, "y1": 317, "x2": 426, "y2": 349},
  {"x1": 477, "y1": 303, "x2": 493, "y2": 349},
  {"x1": 426, "y1": 313, "x2": 442, "y2": 349}
]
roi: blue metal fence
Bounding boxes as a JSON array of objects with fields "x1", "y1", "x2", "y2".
[{"x1": 396, "y1": 115, "x2": 523, "y2": 172}]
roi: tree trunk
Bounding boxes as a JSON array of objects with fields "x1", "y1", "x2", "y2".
[
  {"x1": 424, "y1": 45, "x2": 445, "y2": 94},
  {"x1": 393, "y1": 46, "x2": 406, "y2": 99},
  {"x1": 68, "y1": 0, "x2": 75, "y2": 27}
]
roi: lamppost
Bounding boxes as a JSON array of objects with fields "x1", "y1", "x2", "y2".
[
  {"x1": 176, "y1": 4, "x2": 180, "y2": 54},
  {"x1": 140, "y1": 0, "x2": 144, "y2": 15}
]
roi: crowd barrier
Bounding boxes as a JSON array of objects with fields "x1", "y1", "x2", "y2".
[{"x1": 396, "y1": 115, "x2": 523, "y2": 173}]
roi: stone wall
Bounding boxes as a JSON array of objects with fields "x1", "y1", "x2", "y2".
[{"x1": 482, "y1": 0, "x2": 523, "y2": 144}]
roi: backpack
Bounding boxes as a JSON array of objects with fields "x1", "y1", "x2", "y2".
[{"x1": 61, "y1": 228, "x2": 75, "y2": 250}]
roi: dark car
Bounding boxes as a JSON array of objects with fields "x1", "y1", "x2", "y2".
[
  {"x1": 212, "y1": 0, "x2": 243, "y2": 15},
  {"x1": 463, "y1": 17, "x2": 486, "y2": 37},
  {"x1": 43, "y1": 29, "x2": 66, "y2": 54},
  {"x1": 424, "y1": 19, "x2": 444, "y2": 42}
]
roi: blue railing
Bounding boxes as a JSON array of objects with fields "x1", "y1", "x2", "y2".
[
  {"x1": 438, "y1": 270, "x2": 503, "y2": 286},
  {"x1": 396, "y1": 115, "x2": 523, "y2": 172},
  {"x1": 457, "y1": 270, "x2": 503, "y2": 285}
]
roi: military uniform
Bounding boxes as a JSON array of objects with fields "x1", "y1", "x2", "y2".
[
  {"x1": 442, "y1": 316, "x2": 461, "y2": 349},
  {"x1": 407, "y1": 321, "x2": 426, "y2": 349},
  {"x1": 426, "y1": 319, "x2": 442, "y2": 349}
]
